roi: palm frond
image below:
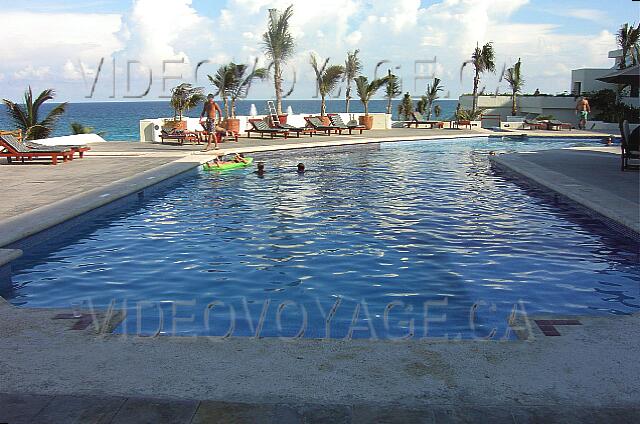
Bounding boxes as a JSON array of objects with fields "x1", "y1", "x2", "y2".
[
  {"x1": 320, "y1": 65, "x2": 345, "y2": 95},
  {"x1": 3, "y1": 99, "x2": 29, "y2": 132}
]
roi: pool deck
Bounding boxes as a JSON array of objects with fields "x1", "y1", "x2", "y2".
[
  {"x1": 491, "y1": 146, "x2": 640, "y2": 235},
  {"x1": 0, "y1": 297, "x2": 639, "y2": 423},
  {"x1": 1, "y1": 127, "x2": 639, "y2": 422}
]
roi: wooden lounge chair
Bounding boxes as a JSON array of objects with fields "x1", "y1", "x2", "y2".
[
  {"x1": 25, "y1": 140, "x2": 91, "y2": 159},
  {"x1": 522, "y1": 119, "x2": 547, "y2": 130},
  {"x1": 408, "y1": 112, "x2": 443, "y2": 129},
  {"x1": 0, "y1": 134, "x2": 73, "y2": 165},
  {"x1": 305, "y1": 116, "x2": 340, "y2": 135},
  {"x1": 1, "y1": 129, "x2": 90, "y2": 159},
  {"x1": 327, "y1": 114, "x2": 366, "y2": 134},
  {"x1": 547, "y1": 120, "x2": 572, "y2": 131},
  {"x1": 620, "y1": 120, "x2": 640, "y2": 171},
  {"x1": 453, "y1": 119, "x2": 473, "y2": 129},
  {"x1": 267, "y1": 115, "x2": 315, "y2": 137},
  {"x1": 246, "y1": 119, "x2": 289, "y2": 139},
  {"x1": 160, "y1": 129, "x2": 199, "y2": 145}
]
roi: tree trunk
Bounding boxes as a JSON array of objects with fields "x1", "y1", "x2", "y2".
[
  {"x1": 274, "y1": 61, "x2": 283, "y2": 115},
  {"x1": 231, "y1": 99, "x2": 236, "y2": 119},
  {"x1": 472, "y1": 69, "x2": 480, "y2": 113},
  {"x1": 222, "y1": 97, "x2": 229, "y2": 120},
  {"x1": 364, "y1": 102, "x2": 369, "y2": 116},
  {"x1": 511, "y1": 91, "x2": 517, "y2": 116},
  {"x1": 345, "y1": 84, "x2": 351, "y2": 113},
  {"x1": 427, "y1": 101, "x2": 432, "y2": 120},
  {"x1": 386, "y1": 98, "x2": 392, "y2": 115},
  {"x1": 321, "y1": 96, "x2": 326, "y2": 117}
]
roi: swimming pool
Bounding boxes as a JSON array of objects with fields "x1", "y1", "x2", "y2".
[{"x1": 4, "y1": 137, "x2": 639, "y2": 339}]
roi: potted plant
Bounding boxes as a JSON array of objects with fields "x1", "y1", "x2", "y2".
[
  {"x1": 167, "y1": 83, "x2": 205, "y2": 130},
  {"x1": 310, "y1": 53, "x2": 344, "y2": 125},
  {"x1": 355, "y1": 75, "x2": 387, "y2": 129},
  {"x1": 227, "y1": 61, "x2": 268, "y2": 133}
]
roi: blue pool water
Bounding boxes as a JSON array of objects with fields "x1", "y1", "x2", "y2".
[{"x1": 4, "y1": 137, "x2": 639, "y2": 339}]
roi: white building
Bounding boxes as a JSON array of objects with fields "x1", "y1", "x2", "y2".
[{"x1": 459, "y1": 48, "x2": 638, "y2": 130}]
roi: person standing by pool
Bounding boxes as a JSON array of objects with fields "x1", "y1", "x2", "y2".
[
  {"x1": 575, "y1": 96, "x2": 591, "y2": 130},
  {"x1": 200, "y1": 94, "x2": 224, "y2": 151}
]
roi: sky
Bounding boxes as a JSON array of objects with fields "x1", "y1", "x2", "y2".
[{"x1": 0, "y1": 0, "x2": 635, "y2": 102}]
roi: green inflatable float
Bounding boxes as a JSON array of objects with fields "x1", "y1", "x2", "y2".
[{"x1": 203, "y1": 157, "x2": 254, "y2": 171}]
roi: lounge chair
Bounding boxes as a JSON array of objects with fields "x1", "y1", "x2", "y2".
[
  {"x1": 327, "y1": 114, "x2": 366, "y2": 134},
  {"x1": 408, "y1": 112, "x2": 443, "y2": 129},
  {"x1": 547, "y1": 120, "x2": 572, "y2": 131},
  {"x1": 522, "y1": 119, "x2": 546, "y2": 130},
  {"x1": 246, "y1": 119, "x2": 289, "y2": 139},
  {"x1": 620, "y1": 120, "x2": 640, "y2": 171},
  {"x1": 305, "y1": 116, "x2": 340, "y2": 135},
  {"x1": 0, "y1": 134, "x2": 73, "y2": 165},
  {"x1": 1, "y1": 129, "x2": 90, "y2": 159},
  {"x1": 268, "y1": 115, "x2": 315, "y2": 137},
  {"x1": 453, "y1": 119, "x2": 473, "y2": 129},
  {"x1": 160, "y1": 129, "x2": 199, "y2": 145},
  {"x1": 25, "y1": 141, "x2": 91, "y2": 159}
]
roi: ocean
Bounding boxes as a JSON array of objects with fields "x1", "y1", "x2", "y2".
[{"x1": 0, "y1": 99, "x2": 458, "y2": 141}]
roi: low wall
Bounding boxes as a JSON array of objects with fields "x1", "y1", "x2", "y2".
[{"x1": 140, "y1": 113, "x2": 392, "y2": 142}]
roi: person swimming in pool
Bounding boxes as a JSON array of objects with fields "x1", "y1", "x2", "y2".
[
  {"x1": 255, "y1": 162, "x2": 265, "y2": 176},
  {"x1": 233, "y1": 153, "x2": 249, "y2": 164},
  {"x1": 297, "y1": 163, "x2": 305, "y2": 173}
]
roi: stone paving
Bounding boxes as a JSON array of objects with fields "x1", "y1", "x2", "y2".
[{"x1": 2, "y1": 393, "x2": 639, "y2": 424}]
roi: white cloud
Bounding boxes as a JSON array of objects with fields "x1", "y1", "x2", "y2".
[
  {"x1": 0, "y1": 0, "x2": 620, "y2": 101},
  {"x1": 13, "y1": 65, "x2": 51, "y2": 80},
  {"x1": 563, "y1": 9, "x2": 609, "y2": 23}
]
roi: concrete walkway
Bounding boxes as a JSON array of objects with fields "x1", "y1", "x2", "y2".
[
  {"x1": 491, "y1": 146, "x2": 640, "y2": 235},
  {"x1": 0, "y1": 298, "x2": 639, "y2": 423}
]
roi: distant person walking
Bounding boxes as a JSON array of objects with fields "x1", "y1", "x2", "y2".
[
  {"x1": 200, "y1": 94, "x2": 224, "y2": 151},
  {"x1": 575, "y1": 96, "x2": 591, "y2": 130}
]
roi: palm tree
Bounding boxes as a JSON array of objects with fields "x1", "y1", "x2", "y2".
[
  {"x1": 503, "y1": 58, "x2": 524, "y2": 116},
  {"x1": 208, "y1": 65, "x2": 235, "y2": 119},
  {"x1": 344, "y1": 49, "x2": 362, "y2": 113},
  {"x1": 425, "y1": 77, "x2": 443, "y2": 119},
  {"x1": 434, "y1": 104, "x2": 442, "y2": 118},
  {"x1": 617, "y1": 22, "x2": 640, "y2": 69},
  {"x1": 170, "y1": 83, "x2": 205, "y2": 122},
  {"x1": 228, "y1": 62, "x2": 268, "y2": 119},
  {"x1": 310, "y1": 54, "x2": 345, "y2": 117},
  {"x1": 416, "y1": 96, "x2": 427, "y2": 115},
  {"x1": 355, "y1": 75, "x2": 387, "y2": 116},
  {"x1": 3, "y1": 87, "x2": 67, "y2": 140},
  {"x1": 456, "y1": 107, "x2": 484, "y2": 121},
  {"x1": 398, "y1": 93, "x2": 414, "y2": 121},
  {"x1": 262, "y1": 5, "x2": 295, "y2": 115},
  {"x1": 70, "y1": 122, "x2": 106, "y2": 138},
  {"x1": 461, "y1": 42, "x2": 496, "y2": 113},
  {"x1": 384, "y1": 70, "x2": 402, "y2": 115}
]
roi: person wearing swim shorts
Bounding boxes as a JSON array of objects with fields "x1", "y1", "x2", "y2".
[
  {"x1": 200, "y1": 94, "x2": 224, "y2": 151},
  {"x1": 575, "y1": 96, "x2": 591, "y2": 130}
]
